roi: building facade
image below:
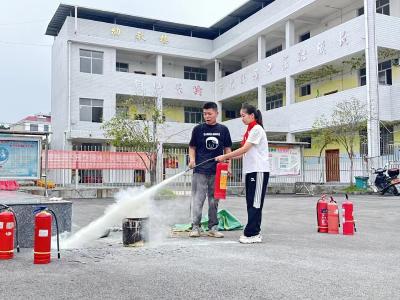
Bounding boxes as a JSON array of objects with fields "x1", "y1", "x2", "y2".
[
  {"x1": 10, "y1": 113, "x2": 51, "y2": 133},
  {"x1": 47, "y1": 0, "x2": 400, "y2": 158}
]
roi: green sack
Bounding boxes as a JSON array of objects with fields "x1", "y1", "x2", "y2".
[{"x1": 172, "y1": 209, "x2": 243, "y2": 232}]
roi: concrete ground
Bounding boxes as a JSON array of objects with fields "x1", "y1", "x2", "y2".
[{"x1": 1, "y1": 194, "x2": 399, "y2": 299}]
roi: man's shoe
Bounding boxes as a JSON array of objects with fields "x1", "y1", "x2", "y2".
[
  {"x1": 189, "y1": 226, "x2": 200, "y2": 238},
  {"x1": 239, "y1": 234, "x2": 262, "y2": 244},
  {"x1": 207, "y1": 230, "x2": 224, "y2": 238}
]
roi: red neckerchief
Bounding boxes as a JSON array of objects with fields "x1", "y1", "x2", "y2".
[{"x1": 241, "y1": 121, "x2": 257, "y2": 146}]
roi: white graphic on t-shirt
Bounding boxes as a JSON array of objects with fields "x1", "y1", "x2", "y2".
[{"x1": 206, "y1": 137, "x2": 219, "y2": 150}]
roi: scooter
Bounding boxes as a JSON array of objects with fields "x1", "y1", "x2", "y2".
[{"x1": 372, "y1": 164, "x2": 400, "y2": 195}]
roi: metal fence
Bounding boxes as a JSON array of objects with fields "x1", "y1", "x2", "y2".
[{"x1": 44, "y1": 145, "x2": 400, "y2": 190}]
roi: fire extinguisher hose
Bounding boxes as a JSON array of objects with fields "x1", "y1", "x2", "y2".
[
  {"x1": 184, "y1": 157, "x2": 217, "y2": 173},
  {"x1": 47, "y1": 209, "x2": 61, "y2": 259},
  {"x1": 0, "y1": 204, "x2": 20, "y2": 253}
]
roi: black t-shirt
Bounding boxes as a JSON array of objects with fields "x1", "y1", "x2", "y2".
[{"x1": 189, "y1": 123, "x2": 232, "y2": 175}]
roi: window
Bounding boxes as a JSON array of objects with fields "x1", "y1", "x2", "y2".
[
  {"x1": 30, "y1": 124, "x2": 38, "y2": 132},
  {"x1": 134, "y1": 170, "x2": 145, "y2": 183},
  {"x1": 184, "y1": 66, "x2": 207, "y2": 81},
  {"x1": 225, "y1": 110, "x2": 236, "y2": 119},
  {"x1": 376, "y1": 0, "x2": 390, "y2": 15},
  {"x1": 299, "y1": 32, "x2": 310, "y2": 42},
  {"x1": 266, "y1": 93, "x2": 283, "y2": 110},
  {"x1": 266, "y1": 45, "x2": 282, "y2": 58},
  {"x1": 359, "y1": 61, "x2": 392, "y2": 86},
  {"x1": 80, "y1": 49, "x2": 103, "y2": 74},
  {"x1": 360, "y1": 126, "x2": 393, "y2": 155},
  {"x1": 381, "y1": 125, "x2": 394, "y2": 154},
  {"x1": 116, "y1": 62, "x2": 128, "y2": 72},
  {"x1": 79, "y1": 98, "x2": 103, "y2": 123},
  {"x1": 44, "y1": 125, "x2": 49, "y2": 132},
  {"x1": 299, "y1": 136, "x2": 312, "y2": 149},
  {"x1": 184, "y1": 107, "x2": 203, "y2": 124},
  {"x1": 378, "y1": 60, "x2": 392, "y2": 85},
  {"x1": 357, "y1": 0, "x2": 390, "y2": 16},
  {"x1": 359, "y1": 68, "x2": 366, "y2": 86},
  {"x1": 300, "y1": 84, "x2": 311, "y2": 96}
]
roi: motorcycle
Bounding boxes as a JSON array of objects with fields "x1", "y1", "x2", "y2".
[{"x1": 372, "y1": 164, "x2": 400, "y2": 195}]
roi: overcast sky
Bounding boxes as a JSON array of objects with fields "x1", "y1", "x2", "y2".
[{"x1": 0, "y1": 0, "x2": 247, "y2": 124}]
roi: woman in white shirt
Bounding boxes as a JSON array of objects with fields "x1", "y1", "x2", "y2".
[{"x1": 216, "y1": 103, "x2": 270, "y2": 244}]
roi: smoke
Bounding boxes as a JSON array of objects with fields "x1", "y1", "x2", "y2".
[{"x1": 60, "y1": 171, "x2": 186, "y2": 249}]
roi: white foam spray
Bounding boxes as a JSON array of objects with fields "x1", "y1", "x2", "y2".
[{"x1": 61, "y1": 171, "x2": 186, "y2": 249}]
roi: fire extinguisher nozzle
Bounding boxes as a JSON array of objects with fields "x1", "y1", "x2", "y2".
[{"x1": 57, "y1": 252, "x2": 61, "y2": 259}]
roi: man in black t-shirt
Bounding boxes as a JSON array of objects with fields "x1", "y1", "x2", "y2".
[{"x1": 188, "y1": 102, "x2": 232, "y2": 238}]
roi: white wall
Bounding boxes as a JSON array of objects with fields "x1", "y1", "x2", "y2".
[
  {"x1": 68, "y1": 17, "x2": 213, "y2": 60},
  {"x1": 51, "y1": 33, "x2": 69, "y2": 149}
]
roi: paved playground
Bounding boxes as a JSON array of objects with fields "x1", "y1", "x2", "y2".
[{"x1": 1, "y1": 194, "x2": 399, "y2": 299}]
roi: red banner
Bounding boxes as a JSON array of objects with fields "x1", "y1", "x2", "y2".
[{"x1": 42, "y1": 150, "x2": 149, "y2": 170}]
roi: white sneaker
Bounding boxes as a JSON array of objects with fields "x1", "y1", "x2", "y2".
[
  {"x1": 189, "y1": 226, "x2": 201, "y2": 238},
  {"x1": 239, "y1": 234, "x2": 262, "y2": 244},
  {"x1": 208, "y1": 230, "x2": 224, "y2": 238}
]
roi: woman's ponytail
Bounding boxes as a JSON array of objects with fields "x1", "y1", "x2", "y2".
[
  {"x1": 241, "y1": 103, "x2": 263, "y2": 128},
  {"x1": 255, "y1": 109, "x2": 263, "y2": 128}
]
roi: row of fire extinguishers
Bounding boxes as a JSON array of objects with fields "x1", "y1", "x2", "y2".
[
  {"x1": 316, "y1": 194, "x2": 356, "y2": 235},
  {"x1": 0, "y1": 204, "x2": 60, "y2": 264}
]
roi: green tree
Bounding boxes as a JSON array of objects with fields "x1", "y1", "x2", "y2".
[
  {"x1": 102, "y1": 96, "x2": 163, "y2": 185},
  {"x1": 312, "y1": 97, "x2": 367, "y2": 185}
]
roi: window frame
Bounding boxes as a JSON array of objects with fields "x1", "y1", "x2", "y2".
[
  {"x1": 357, "y1": 0, "x2": 390, "y2": 16},
  {"x1": 79, "y1": 98, "x2": 104, "y2": 123},
  {"x1": 116, "y1": 62, "x2": 129, "y2": 72},
  {"x1": 359, "y1": 68, "x2": 367, "y2": 86},
  {"x1": 184, "y1": 106, "x2": 203, "y2": 124},
  {"x1": 30, "y1": 124, "x2": 39, "y2": 132},
  {"x1": 79, "y1": 49, "x2": 104, "y2": 75},
  {"x1": 265, "y1": 45, "x2": 283, "y2": 58},
  {"x1": 225, "y1": 110, "x2": 237, "y2": 119},
  {"x1": 378, "y1": 60, "x2": 392, "y2": 85},
  {"x1": 376, "y1": 0, "x2": 390, "y2": 15},
  {"x1": 300, "y1": 84, "x2": 311, "y2": 97},
  {"x1": 299, "y1": 32, "x2": 311, "y2": 43},
  {"x1": 184, "y1": 66, "x2": 208, "y2": 81},
  {"x1": 266, "y1": 93, "x2": 283, "y2": 111}
]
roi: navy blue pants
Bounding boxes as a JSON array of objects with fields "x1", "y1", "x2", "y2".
[{"x1": 244, "y1": 172, "x2": 269, "y2": 237}]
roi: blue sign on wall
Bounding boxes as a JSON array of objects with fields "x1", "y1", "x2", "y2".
[{"x1": 0, "y1": 137, "x2": 41, "y2": 179}]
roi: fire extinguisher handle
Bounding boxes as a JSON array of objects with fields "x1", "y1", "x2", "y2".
[
  {"x1": 0, "y1": 203, "x2": 10, "y2": 211},
  {"x1": 33, "y1": 206, "x2": 48, "y2": 214}
]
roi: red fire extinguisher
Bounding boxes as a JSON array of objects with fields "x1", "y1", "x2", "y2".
[
  {"x1": 214, "y1": 162, "x2": 229, "y2": 200},
  {"x1": 0, "y1": 204, "x2": 20, "y2": 260},
  {"x1": 342, "y1": 194, "x2": 356, "y2": 235},
  {"x1": 327, "y1": 197, "x2": 340, "y2": 234},
  {"x1": 316, "y1": 195, "x2": 328, "y2": 233},
  {"x1": 33, "y1": 206, "x2": 60, "y2": 264}
]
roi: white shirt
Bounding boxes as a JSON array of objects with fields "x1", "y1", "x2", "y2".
[{"x1": 242, "y1": 124, "x2": 270, "y2": 174}]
